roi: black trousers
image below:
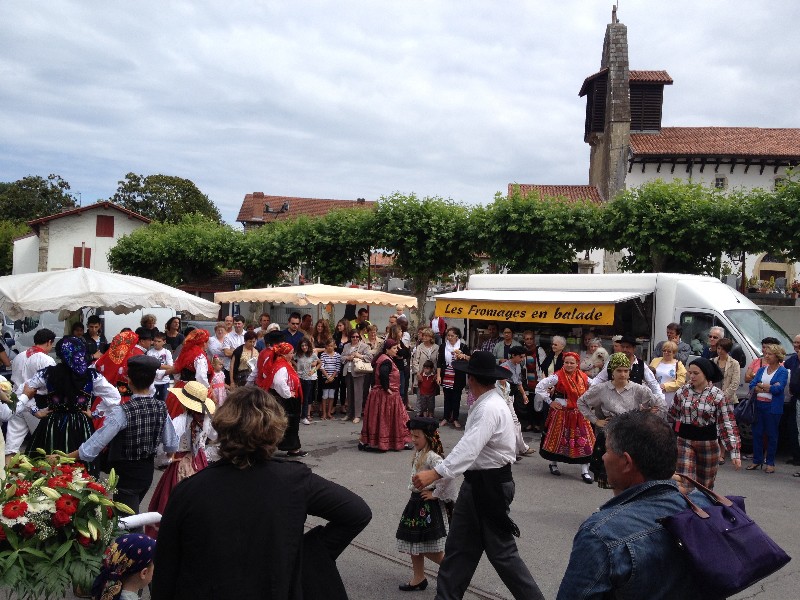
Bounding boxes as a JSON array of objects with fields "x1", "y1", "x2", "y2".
[
  {"x1": 111, "y1": 457, "x2": 156, "y2": 520},
  {"x1": 435, "y1": 478, "x2": 544, "y2": 600}
]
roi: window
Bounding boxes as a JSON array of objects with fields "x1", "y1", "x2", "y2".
[
  {"x1": 96, "y1": 215, "x2": 114, "y2": 237},
  {"x1": 73, "y1": 246, "x2": 91, "y2": 268},
  {"x1": 714, "y1": 175, "x2": 727, "y2": 190}
]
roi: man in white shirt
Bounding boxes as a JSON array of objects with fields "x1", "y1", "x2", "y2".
[
  {"x1": 413, "y1": 351, "x2": 545, "y2": 600},
  {"x1": 5, "y1": 329, "x2": 56, "y2": 459},
  {"x1": 591, "y1": 334, "x2": 665, "y2": 404},
  {"x1": 222, "y1": 315, "x2": 246, "y2": 380}
]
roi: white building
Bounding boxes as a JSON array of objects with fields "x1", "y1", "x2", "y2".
[{"x1": 13, "y1": 201, "x2": 150, "y2": 274}]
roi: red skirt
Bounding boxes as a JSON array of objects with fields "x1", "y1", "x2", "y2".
[
  {"x1": 359, "y1": 385, "x2": 410, "y2": 451},
  {"x1": 539, "y1": 403, "x2": 595, "y2": 464},
  {"x1": 146, "y1": 449, "x2": 208, "y2": 538}
]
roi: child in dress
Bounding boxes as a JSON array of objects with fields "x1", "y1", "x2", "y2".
[
  {"x1": 416, "y1": 360, "x2": 439, "y2": 418},
  {"x1": 396, "y1": 417, "x2": 457, "y2": 592},
  {"x1": 318, "y1": 339, "x2": 341, "y2": 420},
  {"x1": 91, "y1": 533, "x2": 156, "y2": 600},
  {"x1": 148, "y1": 331, "x2": 173, "y2": 403},
  {"x1": 210, "y1": 356, "x2": 228, "y2": 406}
]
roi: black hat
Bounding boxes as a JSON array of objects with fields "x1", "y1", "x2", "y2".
[
  {"x1": 690, "y1": 357, "x2": 723, "y2": 383},
  {"x1": 135, "y1": 327, "x2": 154, "y2": 341},
  {"x1": 127, "y1": 355, "x2": 160, "y2": 379},
  {"x1": 407, "y1": 416, "x2": 439, "y2": 434},
  {"x1": 618, "y1": 334, "x2": 638, "y2": 347},
  {"x1": 266, "y1": 330, "x2": 285, "y2": 344},
  {"x1": 453, "y1": 351, "x2": 513, "y2": 380}
]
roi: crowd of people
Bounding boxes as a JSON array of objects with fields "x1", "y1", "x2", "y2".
[{"x1": 1, "y1": 308, "x2": 798, "y2": 599}]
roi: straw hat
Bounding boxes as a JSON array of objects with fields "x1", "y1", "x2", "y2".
[{"x1": 168, "y1": 381, "x2": 215, "y2": 414}]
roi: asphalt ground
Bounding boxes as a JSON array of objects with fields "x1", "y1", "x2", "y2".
[{"x1": 26, "y1": 396, "x2": 800, "y2": 599}]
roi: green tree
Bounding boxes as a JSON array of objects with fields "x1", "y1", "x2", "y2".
[
  {"x1": 110, "y1": 173, "x2": 222, "y2": 223},
  {"x1": 604, "y1": 179, "x2": 729, "y2": 274},
  {"x1": 300, "y1": 208, "x2": 375, "y2": 285},
  {"x1": 374, "y1": 192, "x2": 476, "y2": 321},
  {"x1": 234, "y1": 220, "x2": 298, "y2": 288},
  {"x1": 472, "y1": 188, "x2": 606, "y2": 274},
  {"x1": 108, "y1": 213, "x2": 237, "y2": 286},
  {"x1": 0, "y1": 174, "x2": 77, "y2": 223},
  {"x1": 0, "y1": 220, "x2": 31, "y2": 274}
]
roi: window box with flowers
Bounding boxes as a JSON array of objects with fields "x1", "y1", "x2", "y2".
[{"x1": 0, "y1": 452, "x2": 133, "y2": 600}]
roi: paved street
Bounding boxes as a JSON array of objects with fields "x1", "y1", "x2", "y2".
[{"x1": 47, "y1": 400, "x2": 800, "y2": 600}]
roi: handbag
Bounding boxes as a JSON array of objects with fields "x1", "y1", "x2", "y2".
[
  {"x1": 353, "y1": 357, "x2": 373, "y2": 374},
  {"x1": 658, "y1": 475, "x2": 791, "y2": 597},
  {"x1": 734, "y1": 388, "x2": 757, "y2": 425}
]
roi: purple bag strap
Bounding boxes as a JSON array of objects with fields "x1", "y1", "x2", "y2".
[{"x1": 675, "y1": 474, "x2": 734, "y2": 519}]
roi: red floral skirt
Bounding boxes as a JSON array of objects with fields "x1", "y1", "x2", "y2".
[{"x1": 539, "y1": 403, "x2": 595, "y2": 464}]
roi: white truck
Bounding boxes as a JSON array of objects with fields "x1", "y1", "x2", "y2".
[{"x1": 434, "y1": 272, "x2": 793, "y2": 399}]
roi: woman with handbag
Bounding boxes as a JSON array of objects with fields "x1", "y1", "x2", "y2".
[
  {"x1": 649, "y1": 340, "x2": 686, "y2": 405},
  {"x1": 668, "y1": 358, "x2": 741, "y2": 491},
  {"x1": 230, "y1": 331, "x2": 258, "y2": 388},
  {"x1": 747, "y1": 343, "x2": 788, "y2": 473},
  {"x1": 341, "y1": 329, "x2": 372, "y2": 424}
]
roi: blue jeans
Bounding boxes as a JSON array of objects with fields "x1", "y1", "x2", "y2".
[
  {"x1": 752, "y1": 402, "x2": 781, "y2": 466},
  {"x1": 300, "y1": 379, "x2": 316, "y2": 419}
]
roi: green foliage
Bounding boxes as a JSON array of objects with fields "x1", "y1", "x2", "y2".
[
  {"x1": 234, "y1": 220, "x2": 297, "y2": 288},
  {"x1": 301, "y1": 208, "x2": 375, "y2": 285},
  {"x1": 0, "y1": 174, "x2": 77, "y2": 224},
  {"x1": 374, "y1": 192, "x2": 475, "y2": 319},
  {"x1": 108, "y1": 213, "x2": 237, "y2": 285},
  {"x1": 605, "y1": 179, "x2": 724, "y2": 274},
  {"x1": 473, "y1": 188, "x2": 605, "y2": 274},
  {"x1": 110, "y1": 172, "x2": 222, "y2": 223},
  {"x1": 0, "y1": 220, "x2": 31, "y2": 275}
]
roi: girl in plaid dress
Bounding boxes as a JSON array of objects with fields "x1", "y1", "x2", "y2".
[
  {"x1": 396, "y1": 417, "x2": 457, "y2": 592},
  {"x1": 668, "y1": 357, "x2": 741, "y2": 492}
]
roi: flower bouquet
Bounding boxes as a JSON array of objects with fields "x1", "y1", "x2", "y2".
[{"x1": 0, "y1": 451, "x2": 133, "y2": 600}]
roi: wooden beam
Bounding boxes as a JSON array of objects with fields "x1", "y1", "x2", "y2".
[
  {"x1": 714, "y1": 158, "x2": 722, "y2": 173},
  {"x1": 743, "y1": 159, "x2": 751, "y2": 174},
  {"x1": 699, "y1": 158, "x2": 707, "y2": 173},
  {"x1": 641, "y1": 161, "x2": 646, "y2": 173},
  {"x1": 656, "y1": 160, "x2": 662, "y2": 173},
  {"x1": 671, "y1": 162, "x2": 676, "y2": 174},
  {"x1": 759, "y1": 160, "x2": 766, "y2": 175}
]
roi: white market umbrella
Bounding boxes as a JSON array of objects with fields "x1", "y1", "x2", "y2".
[
  {"x1": 0, "y1": 268, "x2": 221, "y2": 320},
  {"x1": 214, "y1": 283, "x2": 416, "y2": 309}
]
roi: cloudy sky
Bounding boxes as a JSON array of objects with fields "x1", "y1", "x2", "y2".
[{"x1": 2, "y1": 1, "x2": 798, "y2": 225}]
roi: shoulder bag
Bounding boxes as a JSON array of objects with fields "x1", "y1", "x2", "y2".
[
  {"x1": 734, "y1": 388, "x2": 757, "y2": 425},
  {"x1": 353, "y1": 357, "x2": 373, "y2": 374},
  {"x1": 658, "y1": 474, "x2": 791, "y2": 597}
]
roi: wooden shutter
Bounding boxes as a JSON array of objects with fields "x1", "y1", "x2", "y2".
[
  {"x1": 73, "y1": 247, "x2": 92, "y2": 268},
  {"x1": 96, "y1": 215, "x2": 115, "y2": 237}
]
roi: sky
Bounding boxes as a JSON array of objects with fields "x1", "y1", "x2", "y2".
[{"x1": 2, "y1": 1, "x2": 798, "y2": 225}]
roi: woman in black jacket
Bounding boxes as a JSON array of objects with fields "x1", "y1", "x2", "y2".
[
  {"x1": 152, "y1": 386, "x2": 371, "y2": 599},
  {"x1": 437, "y1": 327, "x2": 470, "y2": 428}
]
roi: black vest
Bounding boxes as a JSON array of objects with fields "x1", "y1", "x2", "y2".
[{"x1": 630, "y1": 360, "x2": 645, "y2": 385}]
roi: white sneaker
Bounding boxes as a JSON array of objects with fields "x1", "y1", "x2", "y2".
[{"x1": 301, "y1": 418, "x2": 311, "y2": 425}]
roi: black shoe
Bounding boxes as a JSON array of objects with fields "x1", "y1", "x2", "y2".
[
  {"x1": 287, "y1": 450, "x2": 308, "y2": 457},
  {"x1": 581, "y1": 473, "x2": 593, "y2": 484},
  {"x1": 399, "y1": 579, "x2": 428, "y2": 592},
  {"x1": 785, "y1": 458, "x2": 800, "y2": 466},
  {"x1": 549, "y1": 464, "x2": 561, "y2": 476},
  {"x1": 357, "y1": 442, "x2": 367, "y2": 451}
]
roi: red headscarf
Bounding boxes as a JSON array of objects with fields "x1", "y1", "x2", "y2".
[
  {"x1": 95, "y1": 331, "x2": 139, "y2": 385},
  {"x1": 173, "y1": 329, "x2": 210, "y2": 375},
  {"x1": 554, "y1": 351, "x2": 588, "y2": 409},
  {"x1": 262, "y1": 342, "x2": 301, "y2": 399}
]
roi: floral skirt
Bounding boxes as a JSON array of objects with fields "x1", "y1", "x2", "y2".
[
  {"x1": 396, "y1": 493, "x2": 448, "y2": 554},
  {"x1": 539, "y1": 404, "x2": 595, "y2": 464}
]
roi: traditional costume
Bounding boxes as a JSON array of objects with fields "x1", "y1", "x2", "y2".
[
  {"x1": 168, "y1": 329, "x2": 211, "y2": 419},
  {"x1": 359, "y1": 340, "x2": 411, "y2": 452},
  {"x1": 535, "y1": 352, "x2": 595, "y2": 469},
  {"x1": 396, "y1": 418, "x2": 457, "y2": 556},
  {"x1": 91, "y1": 533, "x2": 156, "y2": 600},
  {"x1": 265, "y1": 342, "x2": 304, "y2": 455}
]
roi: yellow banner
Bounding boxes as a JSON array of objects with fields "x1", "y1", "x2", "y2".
[{"x1": 434, "y1": 299, "x2": 616, "y2": 326}]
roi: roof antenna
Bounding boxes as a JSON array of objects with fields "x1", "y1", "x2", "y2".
[{"x1": 612, "y1": 1, "x2": 618, "y2": 23}]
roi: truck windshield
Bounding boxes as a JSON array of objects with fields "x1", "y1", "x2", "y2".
[{"x1": 724, "y1": 309, "x2": 792, "y2": 356}]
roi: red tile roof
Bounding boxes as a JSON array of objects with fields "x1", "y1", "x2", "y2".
[
  {"x1": 579, "y1": 68, "x2": 672, "y2": 96},
  {"x1": 630, "y1": 127, "x2": 800, "y2": 158},
  {"x1": 629, "y1": 70, "x2": 673, "y2": 84},
  {"x1": 509, "y1": 184, "x2": 603, "y2": 204},
  {"x1": 27, "y1": 201, "x2": 150, "y2": 233},
  {"x1": 237, "y1": 193, "x2": 376, "y2": 224}
]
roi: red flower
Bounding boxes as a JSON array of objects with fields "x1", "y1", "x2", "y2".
[
  {"x1": 47, "y1": 476, "x2": 72, "y2": 489},
  {"x1": 21, "y1": 522, "x2": 36, "y2": 538},
  {"x1": 106, "y1": 507, "x2": 114, "y2": 519},
  {"x1": 76, "y1": 534, "x2": 92, "y2": 547},
  {"x1": 2, "y1": 499, "x2": 28, "y2": 519},
  {"x1": 14, "y1": 481, "x2": 32, "y2": 497},
  {"x1": 87, "y1": 482, "x2": 107, "y2": 494},
  {"x1": 52, "y1": 510, "x2": 71, "y2": 528},
  {"x1": 58, "y1": 465, "x2": 75, "y2": 476},
  {"x1": 55, "y1": 495, "x2": 80, "y2": 516}
]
